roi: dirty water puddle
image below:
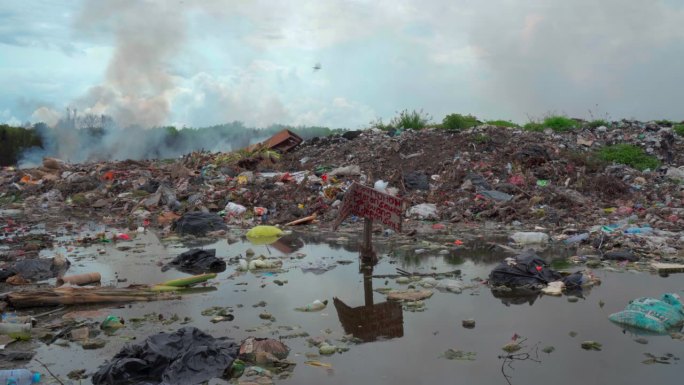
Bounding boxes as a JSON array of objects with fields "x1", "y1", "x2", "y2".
[{"x1": 3, "y1": 229, "x2": 683, "y2": 385}]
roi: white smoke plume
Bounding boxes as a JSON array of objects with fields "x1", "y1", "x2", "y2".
[{"x1": 73, "y1": 0, "x2": 187, "y2": 127}]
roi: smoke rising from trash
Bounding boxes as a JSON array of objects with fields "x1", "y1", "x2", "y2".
[
  {"x1": 13, "y1": 1, "x2": 332, "y2": 167},
  {"x1": 16, "y1": 114, "x2": 331, "y2": 167},
  {"x1": 72, "y1": 0, "x2": 187, "y2": 128}
]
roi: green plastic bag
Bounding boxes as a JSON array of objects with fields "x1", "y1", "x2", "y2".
[{"x1": 608, "y1": 293, "x2": 684, "y2": 333}]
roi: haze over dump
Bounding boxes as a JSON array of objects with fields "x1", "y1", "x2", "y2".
[{"x1": 1, "y1": 0, "x2": 684, "y2": 129}]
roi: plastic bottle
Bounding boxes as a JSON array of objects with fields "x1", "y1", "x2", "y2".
[
  {"x1": 0, "y1": 314, "x2": 34, "y2": 325},
  {"x1": 295, "y1": 299, "x2": 328, "y2": 312},
  {"x1": 624, "y1": 227, "x2": 653, "y2": 234},
  {"x1": 0, "y1": 369, "x2": 41, "y2": 384},
  {"x1": 510, "y1": 232, "x2": 549, "y2": 245},
  {"x1": 0, "y1": 323, "x2": 31, "y2": 338}
]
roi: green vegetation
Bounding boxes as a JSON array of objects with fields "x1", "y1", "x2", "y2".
[
  {"x1": 369, "y1": 118, "x2": 392, "y2": 131},
  {"x1": 0, "y1": 124, "x2": 43, "y2": 166},
  {"x1": 486, "y1": 119, "x2": 519, "y2": 128},
  {"x1": 390, "y1": 109, "x2": 432, "y2": 130},
  {"x1": 542, "y1": 116, "x2": 578, "y2": 132},
  {"x1": 524, "y1": 115, "x2": 578, "y2": 132},
  {"x1": 655, "y1": 119, "x2": 673, "y2": 126},
  {"x1": 588, "y1": 119, "x2": 609, "y2": 128},
  {"x1": 673, "y1": 124, "x2": 684, "y2": 136},
  {"x1": 442, "y1": 113, "x2": 479, "y2": 131},
  {"x1": 523, "y1": 122, "x2": 544, "y2": 132},
  {"x1": 370, "y1": 109, "x2": 433, "y2": 131},
  {"x1": 598, "y1": 144, "x2": 660, "y2": 171},
  {"x1": 473, "y1": 134, "x2": 491, "y2": 144},
  {"x1": 562, "y1": 150, "x2": 608, "y2": 173},
  {"x1": 70, "y1": 193, "x2": 87, "y2": 205}
]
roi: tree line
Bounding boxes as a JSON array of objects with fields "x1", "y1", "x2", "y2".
[
  {"x1": 0, "y1": 124, "x2": 43, "y2": 166},
  {"x1": 0, "y1": 119, "x2": 340, "y2": 166}
]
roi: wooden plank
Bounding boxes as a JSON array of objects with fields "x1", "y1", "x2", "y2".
[{"x1": 651, "y1": 262, "x2": 684, "y2": 274}]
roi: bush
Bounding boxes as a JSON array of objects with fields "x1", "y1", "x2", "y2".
[
  {"x1": 598, "y1": 144, "x2": 660, "y2": 171},
  {"x1": 442, "y1": 113, "x2": 478, "y2": 131},
  {"x1": 390, "y1": 109, "x2": 432, "y2": 130},
  {"x1": 588, "y1": 119, "x2": 609, "y2": 129},
  {"x1": 542, "y1": 116, "x2": 578, "y2": 132},
  {"x1": 655, "y1": 119, "x2": 673, "y2": 126},
  {"x1": 486, "y1": 120, "x2": 519, "y2": 128},
  {"x1": 523, "y1": 122, "x2": 544, "y2": 132},
  {"x1": 673, "y1": 124, "x2": 684, "y2": 136},
  {"x1": 369, "y1": 118, "x2": 392, "y2": 131},
  {"x1": 523, "y1": 115, "x2": 578, "y2": 132}
]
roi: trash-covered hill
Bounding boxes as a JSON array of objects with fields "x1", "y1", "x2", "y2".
[
  {"x1": 278, "y1": 122, "x2": 683, "y2": 229},
  {"x1": 1, "y1": 120, "x2": 683, "y2": 259}
]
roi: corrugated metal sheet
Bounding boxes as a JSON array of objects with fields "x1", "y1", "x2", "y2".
[{"x1": 262, "y1": 129, "x2": 303, "y2": 153}]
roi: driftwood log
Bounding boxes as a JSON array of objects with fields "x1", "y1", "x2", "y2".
[{"x1": 7, "y1": 286, "x2": 179, "y2": 308}]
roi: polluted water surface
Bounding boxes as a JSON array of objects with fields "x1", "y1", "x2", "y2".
[{"x1": 3, "y1": 228, "x2": 683, "y2": 385}]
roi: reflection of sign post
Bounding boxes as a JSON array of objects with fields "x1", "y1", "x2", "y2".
[
  {"x1": 333, "y1": 182, "x2": 403, "y2": 261},
  {"x1": 333, "y1": 297, "x2": 404, "y2": 342},
  {"x1": 333, "y1": 263, "x2": 404, "y2": 342}
]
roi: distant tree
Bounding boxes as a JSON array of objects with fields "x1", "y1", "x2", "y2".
[{"x1": 0, "y1": 124, "x2": 43, "y2": 166}]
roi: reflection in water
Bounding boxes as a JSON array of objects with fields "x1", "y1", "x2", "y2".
[
  {"x1": 333, "y1": 262, "x2": 404, "y2": 342},
  {"x1": 267, "y1": 233, "x2": 305, "y2": 254},
  {"x1": 491, "y1": 288, "x2": 542, "y2": 306},
  {"x1": 490, "y1": 283, "x2": 597, "y2": 307}
]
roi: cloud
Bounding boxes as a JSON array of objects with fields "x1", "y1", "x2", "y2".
[
  {"x1": 30, "y1": 106, "x2": 60, "y2": 126},
  {"x1": 0, "y1": 1, "x2": 79, "y2": 54},
  {"x1": 465, "y1": 0, "x2": 684, "y2": 120},
  {"x1": 171, "y1": 64, "x2": 376, "y2": 128},
  {"x1": 4, "y1": 0, "x2": 684, "y2": 129},
  {"x1": 1, "y1": 109, "x2": 22, "y2": 126}
]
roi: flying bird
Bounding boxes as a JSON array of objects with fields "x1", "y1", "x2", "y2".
[{"x1": 313, "y1": 62, "x2": 322, "y2": 71}]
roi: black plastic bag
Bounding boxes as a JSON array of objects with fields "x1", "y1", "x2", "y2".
[
  {"x1": 162, "y1": 249, "x2": 226, "y2": 274},
  {"x1": 172, "y1": 212, "x2": 227, "y2": 236},
  {"x1": 489, "y1": 252, "x2": 562, "y2": 288},
  {"x1": 92, "y1": 327, "x2": 238, "y2": 385},
  {"x1": 0, "y1": 257, "x2": 70, "y2": 282}
]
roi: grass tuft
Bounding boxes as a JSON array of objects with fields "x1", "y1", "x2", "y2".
[
  {"x1": 441, "y1": 113, "x2": 479, "y2": 131},
  {"x1": 673, "y1": 124, "x2": 684, "y2": 136},
  {"x1": 598, "y1": 144, "x2": 660, "y2": 171},
  {"x1": 391, "y1": 109, "x2": 432, "y2": 130},
  {"x1": 588, "y1": 119, "x2": 609, "y2": 129},
  {"x1": 486, "y1": 119, "x2": 520, "y2": 128}
]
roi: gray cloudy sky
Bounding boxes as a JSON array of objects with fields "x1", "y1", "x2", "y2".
[{"x1": 1, "y1": 0, "x2": 683, "y2": 128}]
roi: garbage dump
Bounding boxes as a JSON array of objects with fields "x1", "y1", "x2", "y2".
[{"x1": 0, "y1": 120, "x2": 683, "y2": 384}]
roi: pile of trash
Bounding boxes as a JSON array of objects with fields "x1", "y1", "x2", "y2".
[
  {"x1": 488, "y1": 251, "x2": 600, "y2": 296},
  {"x1": 92, "y1": 327, "x2": 294, "y2": 385},
  {"x1": 1, "y1": 121, "x2": 683, "y2": 259}
]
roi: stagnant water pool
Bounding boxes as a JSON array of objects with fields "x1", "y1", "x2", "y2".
[{"x1": 5, "y1": 226, "x2": 683, "y2": 385}]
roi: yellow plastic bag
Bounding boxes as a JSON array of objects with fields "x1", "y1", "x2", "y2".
[
  {"x1": 246, "y1": 235, "x2": 281, "y2": 245},
  {"x1": 246, "y1": 225, "x2": 283, "y2": 238}
]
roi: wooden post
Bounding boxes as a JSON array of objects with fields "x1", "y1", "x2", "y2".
[
  {"x1": 363, "y1": 263, "x2": 374, "y2": 308},
  {"x1": 361, "y1": 218, "x2": 376, "y2": 263}
]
